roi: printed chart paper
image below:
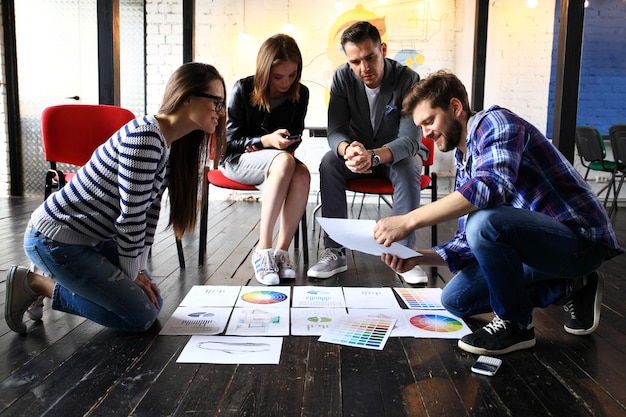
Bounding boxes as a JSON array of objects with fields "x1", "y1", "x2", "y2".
[
  {"x1": 290, "y1": 308, "x2": 349, "y2": 336},
  {"x1": 319, "y1": 316, "x2": 396, "y2": 350},
  {"x1": 342, "y1": 287, "x2": 400, "y2": 309},
  {"x1": 291, "y1": 286, "x2": 346, "y2": 308},
  {"x1": 315, "y1": 217, "x2": 421, "y2": 259},
  {"x1": 177, "y1": 335, "x2": 283, "y2": 364},
  {"x1": 225, "y1": 307, "x2": 290, "y2": 336},
  {"x1": 394, "y1": 287, "x2": 444, "y2": 309},
  {"x1": 235, "y1": 286, "x2": 291, "y2": 308},
  {"x1": 159, "y1": 306, "x2": 232, "y2": 335},
  {"x1": 347, "y1": 308, "x2": 415, "y2": 337},
  {"x1": 403, "y1": 309, "x2": 472, "y2": 339},
  {"x1": 179, "y1": 285, "x2": 241, "y2": 307}
]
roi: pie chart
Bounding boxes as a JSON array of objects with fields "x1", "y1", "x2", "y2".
[{"x1": 409, "y1": 314, "x2": 464, "y2": 333}]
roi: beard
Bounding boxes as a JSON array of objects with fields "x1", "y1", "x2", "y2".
[{"x1": 437, "y1": 117, "x2": 463, "y2": 152}]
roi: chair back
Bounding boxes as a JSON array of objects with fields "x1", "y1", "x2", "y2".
[
  {"x1": 609, "y1": 124, "x2": 626, "y2": 167},
  {"x1": 41, "y1": 104, "x2": 135, "y2": 166},
  {"x1": 575, "y1": 125, "x2": 605, "y2": 163}
]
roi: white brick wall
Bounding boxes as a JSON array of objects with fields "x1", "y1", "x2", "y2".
[{"x1": 1, "y1": 1, "x2": 609, "y2": 199}]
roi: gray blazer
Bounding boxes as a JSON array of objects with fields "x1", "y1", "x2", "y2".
[{"x1": 327, "y1": 58, "x2": 427, "y2": 163}]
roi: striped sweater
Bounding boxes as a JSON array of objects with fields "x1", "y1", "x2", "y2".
[{"x1": 31, "y1": 115, "x2": 170, "y2": 280}]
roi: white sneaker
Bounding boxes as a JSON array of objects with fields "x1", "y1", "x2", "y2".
[
  {"x1": 251, "y1": 249, "x2": 280, "y2": 285},
  {"x1": 399, "y1": 265, "x2": 428, "y2": 284},
  {"x1": 307, "y1": 248, "x2": 347, "y2": 279},
  {"x1": 274, "y1": 249, "x2": 296, "y2": 279}
]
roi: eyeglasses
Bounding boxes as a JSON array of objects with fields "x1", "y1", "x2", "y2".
[{"x1": 194, "y1": 92, "x2": 226, "y2": 113}]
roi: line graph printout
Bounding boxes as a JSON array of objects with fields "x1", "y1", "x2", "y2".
[
  {"x1": 179, "y1": 285, "x2": 241, "y2": 307},
  {"x1": 393, "y1": 287, "x2": 444, "y2": 309},
  {"x1": 177, "y1": 336, "x2": 283, "y2": 364},
  {"x1": 291, "y1": 286, "x2": 346, "y2": 308},
  {"x1": 159, "y1": 306, "x2": 232, "y2": 335}
]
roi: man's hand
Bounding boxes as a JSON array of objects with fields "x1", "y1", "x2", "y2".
[
  {"x1": 373, "y1": 214, "x2": 412, "y2": 247},
  {"x1": 135, "y1": 271, "x2": 161, "y2": 309},
  {"x1": 344, "y1": 141, "x2": 372, "y2": 174},
  {"x1": 381, "y1": 253, "x2": 419, "y2": 274}
]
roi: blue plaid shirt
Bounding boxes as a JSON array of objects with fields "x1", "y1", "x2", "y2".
[{"x1": 434, "y1": 106, "x2": 623, "y2": 273}]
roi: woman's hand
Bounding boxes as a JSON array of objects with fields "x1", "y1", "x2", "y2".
[{"x1": 135, "y1": 271, "x2": 161, "y2": 309}]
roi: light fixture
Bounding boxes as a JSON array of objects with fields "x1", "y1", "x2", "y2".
[
  {"x1": 238, "y1": 0, "x2": 250, "y2": 42},
  {"x1": 525, "y1": 0, "x2": 538, "y2": 8},
  {"x1": 282, "y1": 0, "x2": 294, "y2": 33},
  {"x1": 584, "y1": 0, "x2": 590, "y2": 7}
]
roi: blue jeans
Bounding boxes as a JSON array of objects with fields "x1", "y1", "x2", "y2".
[
  {"x1": 24, "y1": 225, "x2": 163, "y2": 332},
  {"x1": 440, "y1": 207, "x2": 608, "y2": 326}
]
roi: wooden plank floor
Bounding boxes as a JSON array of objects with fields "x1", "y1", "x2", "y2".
[{"x1": 1, "y1": 195, "x2": 625, "y2": 417}]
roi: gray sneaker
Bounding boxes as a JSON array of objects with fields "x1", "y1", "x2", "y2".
[{"x1": 307, "y1": 248, "x2": 347, "y2": 279}]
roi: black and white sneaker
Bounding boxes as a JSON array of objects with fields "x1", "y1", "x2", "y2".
[
  {"x1": 458, "y1": 315, "x2": 536, "y2": 355},
  {"x1": 563, "y1": 272, "x2": 604, "y2": 335}
]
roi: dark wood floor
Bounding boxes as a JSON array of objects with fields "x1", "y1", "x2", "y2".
[{"x1": 1, "y1": 195, "x2": 625, "y2": 417}]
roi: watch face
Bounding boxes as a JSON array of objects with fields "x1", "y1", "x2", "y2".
[{"x1": 372, "y1": 153, "x2": 380, "y2": 167}]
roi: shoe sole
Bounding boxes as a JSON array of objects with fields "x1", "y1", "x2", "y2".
[
  {"x1": 5, "y1": 266, "x2": 28, "y2": 334},
  {"x1": 398, "y1": 274, "x2": 428, "y2": 285},
  {"x1": 564, "y1": 272, "x2": 605, "y2": 336},
  {"x1": 457, "y1": 338, "x2": 536, "y2": 356},
  {"x1": 307, "y1": 265, "x2": 347, "y2": 279}
]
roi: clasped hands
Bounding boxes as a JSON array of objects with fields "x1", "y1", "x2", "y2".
[{"x1": 344, "y1": 141, "x2": 373, "y2": 174}]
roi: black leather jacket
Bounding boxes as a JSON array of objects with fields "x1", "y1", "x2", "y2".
[{"x1": 223, "y1": 76, "x2": 309, "y2": 163}]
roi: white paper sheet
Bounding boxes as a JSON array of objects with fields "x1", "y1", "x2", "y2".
[
  {"x1": 179, "y1": 285, "x2": 241, "y2": 307},
  {"x1": 315, "y1": 217, "x2": 421, "y2": 259},
  {"x1": 342, "y1": 286, "x2": 401, "y2": 309},
  {"x1": 291, "y1": 286, "x2": 346, "y2": 308},
  {"x1": 225, "y1": 307, "x2": 290, "y2": 336},
  {"x1": 403, "y1": 309, "x2": 472, "y2": 339},
  {"x1": 347, "y1": 308, "x2": 415, "y2": 337},
  {"x1": 159, "y1": 306, "x2": 232, "y2": 335},
  {"x1": 290, "y1": 307, "x2": 349, "y2": 336},
  {"x1": 235, "y1": 286, "x2": 291, "y2": 308},
  {"x1": 177, "y1": 336, "x2": 283, "y2": 364}
]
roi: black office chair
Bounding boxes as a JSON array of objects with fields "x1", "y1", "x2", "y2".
[
  {"x1": 575, "y1": 125, "x2": 620, "y2": 210},
  {"x1": 607, "y1": 124, "x2": 626, "y2": 217}
]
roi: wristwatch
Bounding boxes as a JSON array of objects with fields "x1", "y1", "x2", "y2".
[{"x1": 370, "y1": 150, "x2": 380, "y2": 167}]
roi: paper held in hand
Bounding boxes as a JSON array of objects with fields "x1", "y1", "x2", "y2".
[{"x1": 315, "y1": 217, "x2": 421, "y2": 259}]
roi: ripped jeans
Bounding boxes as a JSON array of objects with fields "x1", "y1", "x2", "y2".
[
  {"x1": 440, "y1": 207, "x2": 608, "y2": 327},
  {"x1": 24, "y1": 225, "x2": 163, "y2": 332}
]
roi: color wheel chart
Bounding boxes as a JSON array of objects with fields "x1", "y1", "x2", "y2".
[
  {"x1": 239, "y1": 290, "x2": 288, "y2": 305},
  {"x1": 405, "y1": 311, "x2": 471, "y2": 339},
  {"x1": 318, "y1": 317, "x2": 396, "y2": 350},
  {"x1": 394, "y1": 287, "x2": 444, "y2": 309}
]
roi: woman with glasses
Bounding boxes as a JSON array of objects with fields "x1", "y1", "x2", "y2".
[
  {"x1": 5, "y1": 62, "x2": 227, "y2": 334},
  {"x1": 220, "y1": 34, "x2": 310, "y2": 285}
]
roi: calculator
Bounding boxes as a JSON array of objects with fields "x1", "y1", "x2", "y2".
[{"x1": 471, "y1": 355, "x2": 502, "y2": 376}]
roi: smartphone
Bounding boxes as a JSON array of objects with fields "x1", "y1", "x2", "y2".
[
  {"x1": 284, "y1": 134, "x2": 301, "y2": 140},
  {"x1": 471, "y1": 355, "x2": 502, "y2": 376}
]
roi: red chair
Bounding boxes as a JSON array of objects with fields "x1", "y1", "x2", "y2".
[
  {"x1": 177, "y1": 134, "x2": 309, "y2": 267},
  {"x1": 41, "y1": 104, "x2": 135, "y2": 198},
  {"x1": 40, "y1": 104, "x2": 188, "y2": 269}
]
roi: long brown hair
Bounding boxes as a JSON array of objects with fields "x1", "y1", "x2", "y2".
[
  {"x1": 159, "y1": 62, "x2": 227, "y2": 239},
  {"x1": 251, "y1": 34, "x2": 303, "y2": 112}
]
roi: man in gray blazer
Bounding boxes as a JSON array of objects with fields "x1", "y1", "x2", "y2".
[{"x1": 307, "y1": 21, "x2": 429, "y2": 283}]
